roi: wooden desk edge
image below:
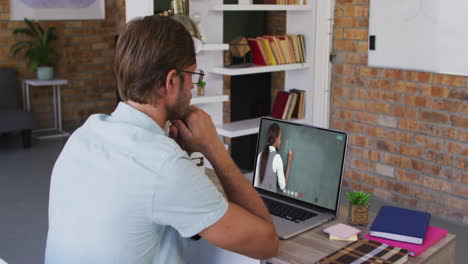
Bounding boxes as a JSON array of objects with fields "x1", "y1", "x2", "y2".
[{"x1": 204, "y1": 169, "x2": 457, "y2": 264}]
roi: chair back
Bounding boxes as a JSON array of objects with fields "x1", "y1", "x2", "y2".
[{"x1": 0, "y1": 67, "x2": 18, "y2": 108}]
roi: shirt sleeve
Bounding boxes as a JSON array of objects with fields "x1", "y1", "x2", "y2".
[
  {"x1": 152, "y1": 153, "x2": 228, "y2": 238},
  {"x1": 273, "y1": 154, "x2": 286, "y2": 190}
]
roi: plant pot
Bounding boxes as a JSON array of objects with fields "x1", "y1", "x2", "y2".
[
  {"x1": 348, "y1": 203, "x2": 368, "y2": 226},
  {"x1": 197, "y1": 85, "x2": 205, "y2": 96},
  {"x1": 37, "y1": 66, "x2": 54, "y2": 80}
]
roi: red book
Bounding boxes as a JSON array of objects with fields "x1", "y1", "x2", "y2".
[
  {"x1": 271, "y1": 91, "x2": 290, "y2": 119},
  {"x1": 364, "y1": 226, "x2": 447, "y2": 257},
  {"x1": 247, "y1": 38, "x2": 268, "y2": 66}
]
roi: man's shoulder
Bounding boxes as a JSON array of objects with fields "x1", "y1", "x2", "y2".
[{"x1": 69, "y1": 113, "x2": 188, "y2": 167}]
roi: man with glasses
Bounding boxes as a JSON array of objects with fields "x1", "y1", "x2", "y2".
[{"x1": 45, "y1": 15, "x2": 278, "y2": 264}]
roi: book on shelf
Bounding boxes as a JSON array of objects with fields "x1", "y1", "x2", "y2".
[
  {"x1": 316, "y1": 239, "x2": 408, "y2": 264},
  {"x1": 365, "y1": 226, "x2": 448, "y2": 257},
  {"x1": 271, "y1": 91, "x2": 290, "y2": 119},
  {"x1": 260, "y1": 38, "x2": 277, "y2": 65},
  {"x1": 284, "y1": 92, "x2": 297, "y2": 120},
  {"x1": 370, "y1": 206, "x2": 431, "y2": 245},
  {"x1": 281, "y1": 92, "x2": 293, "y2": 119},
  {"x1": 299, "y1": 34, "x2": 306, "y2": 62},
  {"x1": 286, "y1": 36, "x2": 297, "y2": 63},
  {"x1": 294, "y1": 34, "x2": 305, "y2": 62},
  {"x1": 247, "y1": 35, "x2": 306, "y2": 66},
  {"x1": 263, "y1": 36, "x2": 285, "y2": 65},
  {"x1": 256, "y1": 38, "x2": 269, "y2": 64},
  {"x1": 278, "y1": 35, "x2": 294, "y2": 63},
  {"x1": 277, "y1": 37, "x2": 291, "y2": 63},
  {"x1": 247, "y1": 38, "x2": 268, "y2": 66},
  {"x1": 279, "y1": 94, "x2": 289, "y2": 120},
  {"x1": 271, "y1": 89, "x2": 305, "y2": 120},
  {"x1": 290, "y1": 34, "x2": 301, "y2": 63},
  {"x1": 290, "y1": 89, "x2": 305, "y2": 119}
]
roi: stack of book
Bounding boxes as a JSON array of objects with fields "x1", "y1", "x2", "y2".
[
  {"x1": 323, "y1": 223, "x2": 361, "y2": 241},
  {"x1": 316, "y1": 239, "x2": 408, "y2": 264},
  {"x1": 271, "y1": 89, "x2": 305, "y2": 120},
  {"x1": 369, "y1": 206, "x2": 431, "y2": 244},
  {"x1": 366, "y1": 206, "x2": 447, "y2": 257},
  {"x1": 247, "y1": 34, "x2": 305, "y2": 66}
]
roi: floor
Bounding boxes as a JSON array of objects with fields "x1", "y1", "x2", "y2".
[{"x1": 0, "y1": 134, "x2": 467, "y2": 264}]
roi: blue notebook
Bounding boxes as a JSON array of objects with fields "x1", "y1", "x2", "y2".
[{"x1": 370, "y1": 206, "x2": 431, "y2": 245}]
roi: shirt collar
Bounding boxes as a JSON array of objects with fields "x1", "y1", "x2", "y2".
[
  {"x1": 269, "y1": 146, "x2": 276, "y2": 152},
  {"x1": 110, "y1": 102, "x2": 165, "y2": 135}
]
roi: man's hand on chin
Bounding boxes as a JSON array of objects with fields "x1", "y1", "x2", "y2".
[{"x1": 170, "y1": 106, "x2": 224, "y2": 159}]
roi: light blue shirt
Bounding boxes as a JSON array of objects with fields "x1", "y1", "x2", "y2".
[{"x1": 45, "y1": 102, "x2": 228, "y2": 264}]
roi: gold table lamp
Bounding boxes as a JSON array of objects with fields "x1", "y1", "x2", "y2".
[{"x1": 171, "y1": 0, "x2": 204, "y2": 53}]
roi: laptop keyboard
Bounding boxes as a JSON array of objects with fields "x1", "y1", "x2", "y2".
[{"x1": 262, "y1": 197, "x2": 317, "y2": 223}]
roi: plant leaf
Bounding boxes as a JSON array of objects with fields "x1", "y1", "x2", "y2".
[
  {"x1": 346, "y1": 190, "x2": 370, "y2": 205},
  {"x1": 12, "y1": 28, "x2": 34, "y2": 37},
  {"x1": 24, "y1": 18, "x2": 40, "y2": 39},
  {"x1": 42, "y1": 27, "x2": 56, "y2": 45},
  {"x1": 10, "y1": 41, "x2": 32, "y2": 56},
  {"x1": 36, "y1": 20, "x2": 45, "y2": 36}
]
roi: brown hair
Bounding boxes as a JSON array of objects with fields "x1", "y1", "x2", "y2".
[
  {"x1": 114, "y1": 15, "x2": 196, "y2": 104},
  {"x1": 259, "y1": 123, "x2": 280, "y2": 184}
]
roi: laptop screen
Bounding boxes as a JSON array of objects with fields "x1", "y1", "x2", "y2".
[{"x1": 253, "y1": 118, "x2": 347, "y2": 212}]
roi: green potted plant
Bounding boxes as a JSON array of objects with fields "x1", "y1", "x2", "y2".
[
  {"x1": 10, "y1": 18, "x2": 58, "y2": 80},
  {"x1": 346, "y1": 190, "x2": 371, "y2": 226},
  {"x1": 197, "y1": 80, "x2": 206, "y2": 96}
]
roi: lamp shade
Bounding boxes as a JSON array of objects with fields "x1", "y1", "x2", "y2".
[
  {"x1": 171, "y1": 15, "x2": 203, "y2": 53},
  {"x1": 171, "y1": 0, "x2": 204, "y2": 53}
]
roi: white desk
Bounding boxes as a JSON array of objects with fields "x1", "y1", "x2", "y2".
[{"x1": 22, "y1": 79, "x2": 70, "y2": 139}]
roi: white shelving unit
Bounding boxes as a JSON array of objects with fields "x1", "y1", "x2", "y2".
[
  {"x1": 208, "y1": 2, "x2": 334, "y2": 139},
  {"x1": 201, "y1": 43, "x2": 229, "y2": 51},
  {"x1": 190, "y1": 91, "x2": 228, "y2": 105},
  {"x1": 212, "y1": 4, "x2": 313, "y2": 11},
  {"x1": 216, "y1": 117, "x2": 307, "y2": 138},
  {"x1": 216, "y1": 118, "x2": 262, "y2": 138},
  {"x1": 210, "y1": 63, "x2": 309, "y2": 76}
]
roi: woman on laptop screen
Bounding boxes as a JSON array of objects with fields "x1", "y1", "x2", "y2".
[{"x1": 254, "y1": 123, "x2": 294, "y2": 193}]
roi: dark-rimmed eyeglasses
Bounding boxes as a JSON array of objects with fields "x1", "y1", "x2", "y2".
[{"x1": 180, "y1": 69, "x2": 205, "y2": 85}]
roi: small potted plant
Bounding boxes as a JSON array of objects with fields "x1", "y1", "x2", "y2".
[
  {"x1": 10, "y1": 18, "x2": 58, "y2": 80},
  {"x1": 197, "y1": 80, "x2": 206, "y2": 96},
  {"x1": 346, "y1": 190, "x2": 370, "y2": 226}
]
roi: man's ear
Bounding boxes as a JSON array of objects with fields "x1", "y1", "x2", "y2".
[{"x1": 164, "y1": 69, "x2": 179, "y2": 96}]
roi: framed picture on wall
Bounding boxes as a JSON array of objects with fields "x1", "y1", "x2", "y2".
[{"x1": 10, "y1": 0, "x2": 105, "y2": 20}]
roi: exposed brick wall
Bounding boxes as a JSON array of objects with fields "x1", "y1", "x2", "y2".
[
  {"x1": 0, "y1": 0, "x2": 126, "y2": 131},
  {"x1": 331, "y1": 0, "x2": 468, "y2": 224}
]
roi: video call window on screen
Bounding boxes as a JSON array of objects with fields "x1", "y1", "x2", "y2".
[{"x1": 253, "y1": 119, "x2": 346, "y2": 211}]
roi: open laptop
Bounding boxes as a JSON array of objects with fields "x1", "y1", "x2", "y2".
[{"x1": 252, "y1": 117, "x2": 347, "y2": 239}]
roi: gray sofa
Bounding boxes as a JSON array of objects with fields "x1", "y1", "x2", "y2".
[{"x1": 0, "y1": 67, "x2": 36, "y2": 148}]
